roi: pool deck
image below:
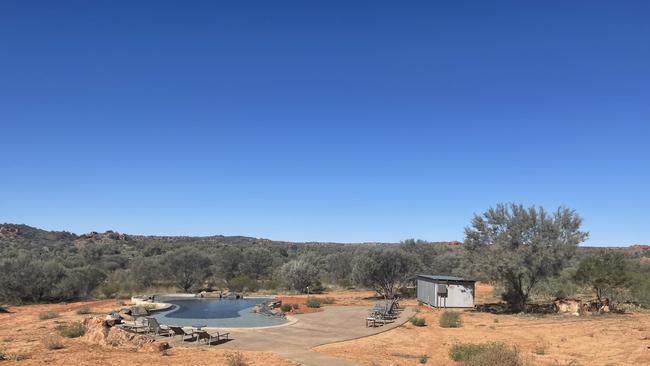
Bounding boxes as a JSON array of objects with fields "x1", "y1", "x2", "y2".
[{"x1": 161, "y1": 305, "x2": 416, "y2": 366}]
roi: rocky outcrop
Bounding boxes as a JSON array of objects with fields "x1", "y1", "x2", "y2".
[{"x1": 82, "y1": 317, "x2": 168, "y2": 352}]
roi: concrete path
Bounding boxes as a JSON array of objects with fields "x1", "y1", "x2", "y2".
[
  {"x1": 166, "y1": 306, "x2": 414, "y2": 366},
  {"x1": 222, "y1": 306, "x2": 415, "y2": 366}
]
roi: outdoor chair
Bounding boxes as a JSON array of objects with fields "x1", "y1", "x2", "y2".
[
  {"x1": 145, "y1": 317, "x2": 171, "y2": 336},
  {"x1": 195, "y1": 330, "x2": 230, "y2": 345},
  {"x1": 118, "y1": 317, "x2": 148, "y2": 333},
  {"x1": 169, "y1": 326, "x2": 195, "y2": 341}
]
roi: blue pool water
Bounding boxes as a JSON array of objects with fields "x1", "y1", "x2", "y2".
[{"x1": 151, "y1": 297, "x2": 288, "y2": 328}]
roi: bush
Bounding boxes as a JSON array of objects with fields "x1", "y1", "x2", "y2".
[
  {"x1": 0, "y1": 306, "x2": 7, "y2": 313},
  {"x1": 39, "y1": 311, "x2": 59, "y2": 320},
  {"x1": 225, "y1": 350, "x2": 248, "y2": 366},
  {"x1": 0, "y1": 348, "x2": 28, "y2": 361},
  {"x1": 439, "y1": 311, "x2": 462, "y2": 328},
  {"x1": 55, "y1": 321, "x2": 85, "y2": 338},
  {"x1": 280, "y1": 304, "x2": 293, "y2": 312},
  {"x1": 292, "y1": 303, "x2": 300, "y2": 310},
  {"x1": 419, "y1": 354, "x2": 429, "y2": 364},
  {"x1": 280, "y1": 259, "x2": 321, "y2": 293},
  {"x1": 449, "y1": 342, "x2": 523, "y2": 366},
  {"x1": 76, "y1": 307, "x2": 91, "y2": 315},
  {"x1": 306, "y1": 299, "x2": 321, "y2": 308},
  {"x1": 411, "y1": 317, "x2": 426, "y2": 327},
  {"x1": 42, "y1": 334, "x2": 65, "y2": 350}
]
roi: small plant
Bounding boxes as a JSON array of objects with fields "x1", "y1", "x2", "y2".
[
  {"x1": 225, "y1": 350, "x2": 249, "y2": 366},
  {"x1": 42, "y1": 334, "x2": 65, "y2": 350},
  {"x1": 419, "y1": 354, "x2": 429, "y2": 364},
  {"x1": 280, "y1": 304, "x2": 293, "y2": 312},
  {"x1": 410, "y1": 317, "x2": 426, "y2": 327},
  {"x1": 0, "y1": 305, "x2": 7, "y2": 313},
  {"x1": 76, "y1": 307, "x2": 92, "y2": 315},
  {"x1": 161, "y1": 349, "x2": 172, "y2": 356},
  {"x1": 533, "y1": 343, "x2": 547, "y2": 355},
  {"x1": 439, "y1": 311, "x2": 462, "y2": 328},
  {"x1": 55, "y1": 321, "x2": 85, "y2": 338},
  {"x1": 292, "y1": 303, "x2": 300, "y2": 310},
  {"x1": 449, "y1": 342, "x2": 523, "y2": 366},
  {"x1": 0, "y1": 348, "x2": 28, "y2": 361},
  {"x1": 306, "y1": 299, "x2": 321, "y2": 308},
  {"x1": 39, "y1": 311, "x2": 59, "y2": 320}
]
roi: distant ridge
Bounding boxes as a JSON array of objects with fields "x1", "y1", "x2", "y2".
[{"x1": 0, "y1": 223, "x2": 644, "y2": 250}]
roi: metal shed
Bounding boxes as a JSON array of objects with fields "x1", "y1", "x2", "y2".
[{"x1": 417, "y1": 275, "x2": 476, "y2": 308}]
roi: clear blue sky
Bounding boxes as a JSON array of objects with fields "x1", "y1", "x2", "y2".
[{"x1": 1, "y1": 1, "x2": 649, "y2": 245}]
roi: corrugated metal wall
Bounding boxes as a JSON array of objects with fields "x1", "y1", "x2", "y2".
[{"x1": 417, "y1": 278, "x2": 475, "y2": 308}]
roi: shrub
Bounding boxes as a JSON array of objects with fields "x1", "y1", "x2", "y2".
[
  {"x1": 39, "y1": 311, "x2": 59, "y2": 320},
  {"x1": 0, "y1": 306, "x2": 7, "y2": 313},
  {"x1": 439, "y1": 311, "x2": 462, "y2": 328},
  {"x1": 0, "y1": 348, "x2": 28, "y2": 361},
  {"x1": 306, "y1": 299, "x2": 321, "y2": 308},
  {"x1": 280, "y1": 259, "x2": 320, "y2": 293},
  {"x1": 76, "y1": 307, "x2": 91, "y2": 315},
  {"x1": 55, "y1": 321, "x2": 85, "y2": 338},
  {"x1": 291, "y1": 303, "x2": 300, "y2": 310},
  {"x1": 449, "y1": 342, "x2": 523, "y2": 366},
  {"x1": 280, "y1": 304, "x2": 293, "y2": 312},
  {"x1": 419, "y1": 354, "x2": 429, "y2": 364},
  {"x1": 225, "y1": 350, "x2": 248, "y2": 366},
  {"x1": 42, "y1": 334, "x2": 65, "y2": 350},
  {"x1": 410, "y1": 317, "x2": 426, "y2": 327}
]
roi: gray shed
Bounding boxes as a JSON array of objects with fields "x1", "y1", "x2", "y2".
[{"x1": 417, "y1": 275, "x2": 476, "y2": 308}]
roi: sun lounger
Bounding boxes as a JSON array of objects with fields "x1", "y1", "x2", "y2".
[
  {"x1": 145, "y1": 317, "x2": 171, "y2": 336},
  {"x1": 169, "y1": 326, "x2": 195, "y2": 341},
  {"x1": 195, "y1": 330, "x2": 230, "y2": 345},
  {"x1": 118, "y1": 317, "x2": 148, "y2": 333}
]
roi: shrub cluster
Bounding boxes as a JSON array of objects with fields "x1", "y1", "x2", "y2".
[
  {"x1": 280, "y1": 304, "x2": 293, "y2": 312},
  {"x1": 76, "y1": 307, "x2": 91, "y2": 315},
  {"x1": 225, "y1": 350, "x2": 248, "y2": 366},
  {"x1": 306, "y1": 299, "x2": 321, "y2": 308},
  {"x1": 39, "y1": 311, "x2": 59, "y2": 320},
  {"x1": 449, "y1": 342, "x2": 523, "y2": 366},
  {"x1": 55, "y1": 321, "x2": 85, "y2": 338},
  {"x1": 42, "y1": 334, "x2": 65, "y2": 350},
  {"x1": 410, "y1": 317, "x2": 426, "y2": 327},
  {"x1": 439, "y1": 312, "x2": 462, "y2": 328}
]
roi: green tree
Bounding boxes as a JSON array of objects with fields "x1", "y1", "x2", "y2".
[
  {"x1": 163, "y1": 248, "x2": 212, "y2": 292},
  {"x1": 351, "y1": 248, "x2": 415, "y2": 299},
  {"x1": 280, "y1": 258, "x2": 321, "y2": 293},
  {"x1": 574, "y1": 251, "x2": 630, "y2": 302},
  {"x1": 238, "y1": 247, "x2": 274, "y2": 280},
  {"x1": 464, "y1": 203, "x2": 588, "y2": 312}
]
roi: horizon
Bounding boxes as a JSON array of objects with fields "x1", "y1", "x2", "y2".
[
  {"x1": 3, "y1": 222, "x2": 647, "y2": 248},
  {"x1": 1, "y1": 1, "x2": 649, "y2": 246}
]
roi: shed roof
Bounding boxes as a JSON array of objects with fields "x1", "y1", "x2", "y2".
[{"x1": 417, "y1": 275, "x2": 475, "y2": 283}]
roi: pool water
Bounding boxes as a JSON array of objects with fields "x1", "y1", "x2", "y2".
[{"x1": 151, "y1": 297, "x2": 288, "y2": 328}]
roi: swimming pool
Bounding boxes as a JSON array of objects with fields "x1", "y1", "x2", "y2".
[{"x1": 151, "y1": 297, "x2": 288, "y2": 328}]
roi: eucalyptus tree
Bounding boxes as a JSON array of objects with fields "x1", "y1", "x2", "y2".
[
  {"x1": 352, "y1": 247, "x2": 415, "y2": 299},
  {"x1": 464, "y1": 203, "x2": 588, "y2": 312}
]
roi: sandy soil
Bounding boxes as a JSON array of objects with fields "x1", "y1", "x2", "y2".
[
  {"x1": 0, "y1": 299, "x2": 293, "y2": 365},
  {"x1": 315, "y1": 284, "x2": 650, "y2": 366}
]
